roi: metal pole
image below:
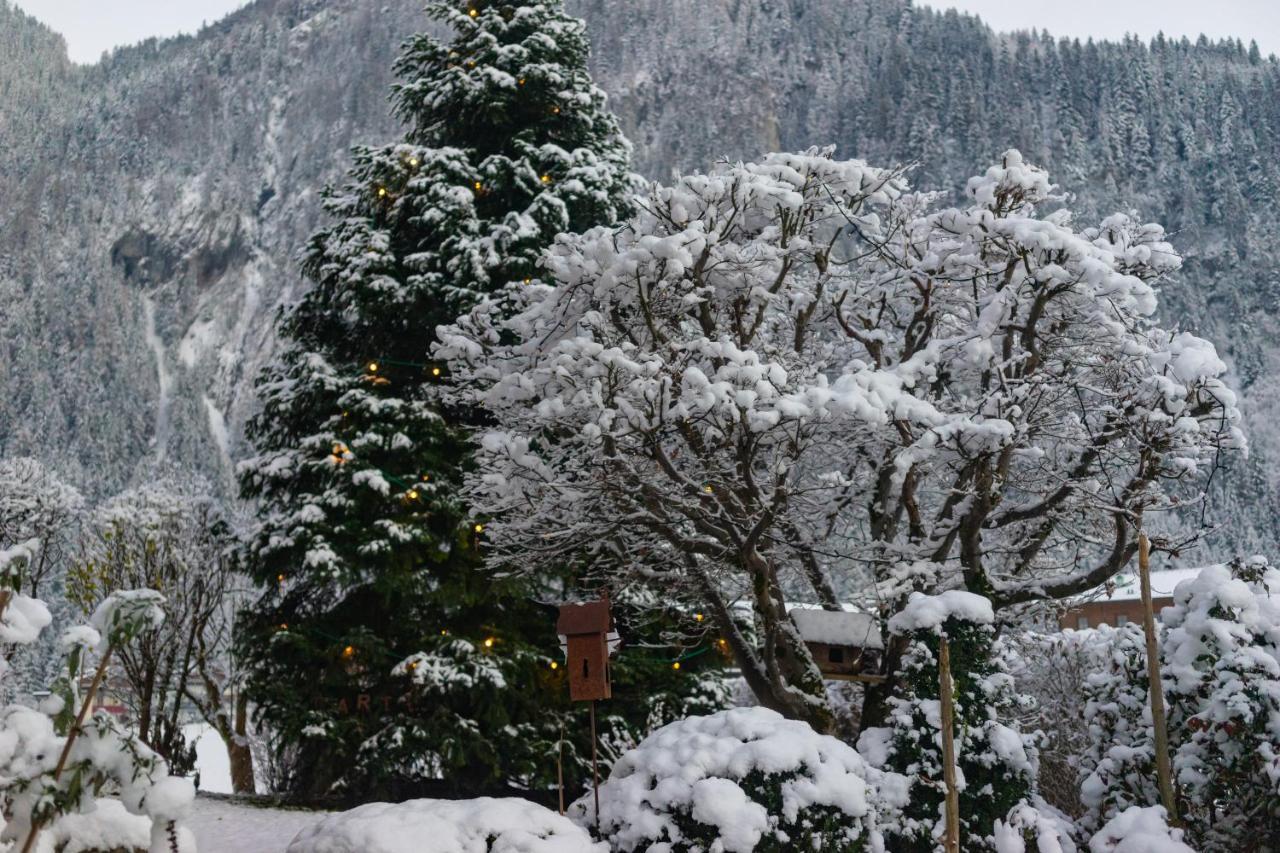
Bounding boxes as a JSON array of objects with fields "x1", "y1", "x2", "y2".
[
  {"x1": 1138, "y1": 532, "x2": 1179, "y2": 824},
  {"x1": 939, "y1": 635, "x2": 960, "y2": 853},
  {"x1": 590, "y1": 699, "x2": 601, "y2": 832}
]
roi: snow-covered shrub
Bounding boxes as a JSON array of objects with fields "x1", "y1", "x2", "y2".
[
  {"x1": 0, "y1": 569, "x2": 194, "y2": 853},
  {"x1": 1076, "y1": 624, "x2": 1160, "y2": 834},
  {"x1": 286, "y1": 797, "x2": 605, "y2": 853},
  {"x1": 991, "y1": 801, "x2": 1078, "y2": 853},
  {"x1": 1162, "y1": 559, "x2": 1280, "y2": 848},
  {"x1": 860, "y1": 592, "x2": 1039, "y2": 852},
  {"x1": 1076, "y1": 560, "x2": 1280, "y2": 850},
  {"x1": 1086, "y1": 806, "x2": 1193, "y2": 853},
  {"x1": 1007, "y1": 628, "x2": 1113, "y2": 815},
  {"x1": 572, "y1": 706, "x2": 905, "y2": 852}
]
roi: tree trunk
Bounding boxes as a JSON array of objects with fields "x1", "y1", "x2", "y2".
[{"x1": 228, "y1": 693, "x2": 256, "y2": 794}]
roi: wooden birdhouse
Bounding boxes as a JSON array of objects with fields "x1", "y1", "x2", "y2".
[
  {"x1": 790, "y1": 608, "x2": 885, "y2": 682},
  {"x1": 556, "y1": 596, "x2": 618, "y2": 702}
]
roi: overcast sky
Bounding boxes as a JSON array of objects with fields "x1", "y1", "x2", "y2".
[
  {"x1": 933, "y1": 1, "x2": 1280, "y2": 56},
  {"x1": 12, "y1": 0, "x2": 1280, "y2": 65}
]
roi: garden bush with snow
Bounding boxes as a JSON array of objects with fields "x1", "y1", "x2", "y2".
[
  {"x1": 570, "y1": 706, "x2": 906, "y2": 852},
  {"x1": 1077, "y1": 558, "x2": 1280, "y2": 850},
  {"x1": 286, "y1": 797, "x2": 604, "y2": 853},
  {"x1": 860, "y1": 592, "x2": 1073, "y2": 852}
]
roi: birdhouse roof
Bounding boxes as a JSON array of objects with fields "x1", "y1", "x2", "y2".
[
  {"x1": 790, "y1": 609, "x2": 884, "y2": 650},
  {"x1": 557, "y1": 599, "x2": 612, "y2": 635}
]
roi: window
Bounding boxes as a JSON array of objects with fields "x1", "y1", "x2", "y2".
[
  {"x1": 1077, "y1": 615, "x2": 1089, "y2": 629},
  {"x1": 828, "y1": 647, "x2": 845, "y2": 664},
  {"x1": 1115, "y1": 613, "x2": 1129, "y2": 626}
]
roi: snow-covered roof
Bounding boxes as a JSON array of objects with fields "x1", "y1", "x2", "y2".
[
  {"x1": 789, "y1": 609, "x2": 883, "y2": 650},
  {"x1": 1099, "y1": 568, "x2": 1204, "y2": 602}
]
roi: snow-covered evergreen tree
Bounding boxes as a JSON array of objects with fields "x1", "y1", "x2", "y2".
[
  {"x1": 859, "y1": 592, "x2": 1038, "y2": 851},
  {"x1": 235, "y1": 0, "x2": 718, "y2": 799}
]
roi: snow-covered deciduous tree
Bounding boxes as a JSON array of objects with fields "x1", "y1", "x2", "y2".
[
  {"x1": 66, "y1": 481, "x2": 253, "y2": 792},
  {"x1": 0, "y1": 458, "x2": 83, "y2": 599},
  {"x1": 439, "y1": 147, "x2": 1243, "y2": 729},
  {"x1": 858, "y1": 592, "x2": 1039, "y2": 851}
]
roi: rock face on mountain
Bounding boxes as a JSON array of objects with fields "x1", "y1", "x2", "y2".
[{"x1": 3, "y1": 0, "x2": 1277, "y2": 554}]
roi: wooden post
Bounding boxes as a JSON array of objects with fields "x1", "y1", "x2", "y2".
[
  {"x1": 1138, "y1": 532, "x2": 1179, "y2": 825},
  {"x1": 21, "y1": 646, "x2": 114, "y2": 853},
  {"x1": 557, "y1": 721, "x2": 566, "y2": 815},
  {"x1": 939, "y1": 635, "x2": 960, "y2": 853},
  {"x1": 589, "y1": 699, "x2": 601, "y2": 832}
]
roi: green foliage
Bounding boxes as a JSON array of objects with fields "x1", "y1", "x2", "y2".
[
  {"x1": 870, "y1": 618, "x2": 1035, "y2": 852},
  {"x1": 235, "y1": 0, "x2": 715, "y2": 801}
]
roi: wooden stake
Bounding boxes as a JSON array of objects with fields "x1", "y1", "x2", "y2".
[
  {"x1": 21, "y1": 646, "x2": 114, "y2": 853},
  {"x1": 589, "y1": 699, "x2": 601, "y2": 833},
  {"x1": 939, "y1": 635, "x2": 960, "y2": 853},
  {"x1": 1138, "y1": 532, "x2": 1179, "y2": 825},
  {"x1": 557, "y1": 720, "x2": 566, "y2": 815}
]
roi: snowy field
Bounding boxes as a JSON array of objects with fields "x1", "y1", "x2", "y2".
[
  {"x1": 185, "y1": 724, "x2": 328, "y2": 852},
  {"x1": 188, "y1": 797, "x2": 327, "y2": 853}
]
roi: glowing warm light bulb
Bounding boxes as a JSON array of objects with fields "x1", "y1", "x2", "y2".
[
  {"x1": 473, "y1": 181, "x2": 482, "y2": 191},
  {"x1": 408, "y1": 489, "x2": 419, "y2": 500},
  {"x1": 552, "y1": 106, "x2": 560, "y2": 114},
  {"x1": 484, "y1": 637, "x2": 495, "y2": 648},
  {"x1": 540, "y1": 174, "x2": 551, "y2": 184},
  {"x1": 468, "y1": 7, "x2": 478, "y2": 16},
  {"x1": 440, "y1": 629, "x2": 448, "y2": 636},
  {"x1": 342, "y1": 645, "x2": 355, "y2": 658},
  {"x1": 409, "y1": 157, "x2": 419, "y2": 167},
  {"x1": 277, "y1": 574, "x2": 285, "y2": 584},
  {"x1": 694, "y1": 613, "x2": 704, "y2": 622},
  {"x1": 377, "y1": 187, "x2": 387, "y2": 197},
  {"x1": 671, "y1": 661, "x2": 681, "y2": 671},
  {"x1": 550, "y1": 661, "x2": 558, "y2": 670},
  {"x1": 703, "y1": 484, "x2": 713, "y2": 493},
  {"x1": 421, "y1": 474, "x2": 430, "y2": 482},
  {"x1": 474, "y1": 523, "x2": 485, "y2": 533},
  {"x1": 431, "y1": 366, "x2": 442, "y2": 376},
  {"x1": 518, "y1": 78, "x2": 526, "y2": 85},
  {"x1": 367, "y1": 361, "x2": 379, "y2": 372}
]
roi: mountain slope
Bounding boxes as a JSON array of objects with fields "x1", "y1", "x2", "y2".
[{"x1": 1, "y1": 0, "x2": 1277, "y2": 556}]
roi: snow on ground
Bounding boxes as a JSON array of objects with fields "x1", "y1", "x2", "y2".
[
  {"x1": 188, "y1": 796, "x2": 328, "y2": 853},
  {"x1": 185, "y1": 723, "x2": 234, "y2": 794}
]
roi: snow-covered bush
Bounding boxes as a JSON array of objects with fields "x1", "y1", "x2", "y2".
[
  {"x1": 1077, "y1": 559, "x2": 1280, "y2": 850},
  {"x1": 1162, "y1": 559, "x2": 1280, "y2": 848},
  {"x1": 572, "y1": 706, "x2": 905, "y2": 852},
  {"x1": 860, "y1": 592, "x2": 1040, "y2": 852},
  {"x1": 1076, "y1": 624, "x2": 1160, "y2": 834},
  {"x1": 1087, "y1": 806, "x2": 1193, "y2": 853},
  {"x1": 0, "y1": 564, "x2": 194, "y2": 853},
  {"x1": 1007, "y1": 628, "x2": 1113, "y2": 815},
  {"x1": 287, "y1": 797, "x2": 605, "y2": 853}
]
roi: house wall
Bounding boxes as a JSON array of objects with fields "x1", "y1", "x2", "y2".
[{"x1": 1059, "y1": 597, "x2": 1174, "y2": 630}]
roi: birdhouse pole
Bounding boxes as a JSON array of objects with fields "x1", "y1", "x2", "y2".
[
  {"x1": 555, "y1": 594, "x2": 615, "y2": 834},
  {"x1": 590, "y1": 699, "x2": 600, "y2": 833},
  {"x1": 1138, "y1": 531, "x2": 1179, "y2": 825},
  {"x1": 939, "y1": 634, "x2": 960, "y2": 853}
]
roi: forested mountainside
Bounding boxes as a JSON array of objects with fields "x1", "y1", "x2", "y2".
[{"x1": 2, "y1": 0, "x2": 1278, "y2": 556}]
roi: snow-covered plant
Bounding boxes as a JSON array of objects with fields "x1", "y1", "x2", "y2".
[
  {"x1": 572, "y1": 706, "x2": 906, "y2": 853},
  {"x1": 1076, "y1": 623, "x2": 1161, "y2": 834},
  {"x1": 1075, "y1": 560, "x2": 1280, "y2": 849},
  {"x1": 1086, "y1": 806, "x2": 1193, "y2": 853},
  {"x1": 1007, "y1": 628, "x2": 1113, "y2": 815},
  {"x1": 68, "y1": 481, "x2": 253, "y2": 789},
  {"x1": 438, "y1": 147, "x2": 1243, "y2": 730},
  {"x1": 1160, "y1": 559, "x2": 1280, "y2": 848},
  {"x1": 288, "y1": 797, "x2": 605, "y2": 853},
  {"x1": 859, "y1": 591, "x2": 1038, "y2": 852},
  {"x1": 0, "y1": 587, "x2": 194, "y2": 853}
]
